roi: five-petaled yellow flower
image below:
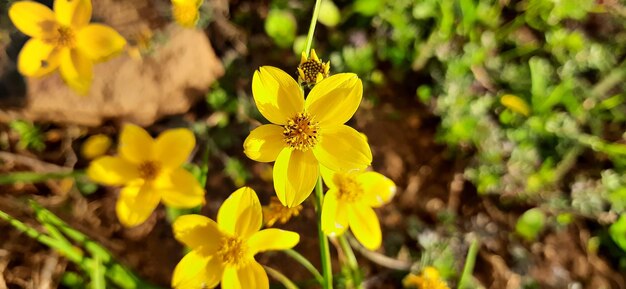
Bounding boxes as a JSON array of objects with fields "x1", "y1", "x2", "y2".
[
  {"x1": 87, "y1": 124, "x2": 205, "y2": 227},
  {"x1": 9, "y1": 0, "x2": 126, "y2": 94},
  {"x1": 171, "y1": 187, "x2": 300, "y2": 289},
  {"x1": 320, "y1": 166, "x2": 395, "y2": 250},
  {"x1": 171, "y1": 0, "x2": 202, "y2": 28},
  {"x1": 244, "y1": 66, "x2": 372, "y2": 208}
]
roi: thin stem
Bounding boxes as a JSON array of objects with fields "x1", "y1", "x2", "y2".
[
  {"x1": 458, "y1": 237, "x2": 480, "y2": 289},
  {"x1": 264, "y1": 265, "x2": 300, "y2": 289},
  {"x1": 0, "y1": 170, "x2": 84, "y2": 185},
  {"x1": 283, "y1": 249, "x2": 324, "y2": 285},
  {"x1": 314, "y1": 176, "x2": 333, "y2": 289},
  {"x1": 303, "y1": 0, "x2": 323, "y2": 56},
  {"x1": 337, "y1": 235, "x2": 362, "y2": 289}
]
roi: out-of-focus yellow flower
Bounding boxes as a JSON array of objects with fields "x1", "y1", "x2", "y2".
[
  {"x1": 81, "y1": 134, "x2": 111, "y2": 160},
  {"x1": 171, "y1": 187, "x2": 300, "y2": 289},
  {"x1": 244, "y1": 66, "x2": 372, "y2": 208},
  {"x1": 320, "y1": 166, "x2": 395, "y2": 250},
  {"x1": 403, "y1": 267, "x2": 450, "y2": 289},
  {"x1": 87, "y1": 124, "x2": 204, "y2": 227},
  {"x1": 297, "y1": 49, "x2": 330, "y2": 86},
  {"x1": 171, "y1": 0, "x2": 202, "y2": 28},
  {"x1": 500, "y1": 94, "x2": 530, "y2": 116},
  {"x1": 9, "y1": 0, "x2": 126, "y2": 94},
  {"x1": 263, "y1": 196, "x2": 303, "y2": 227}
]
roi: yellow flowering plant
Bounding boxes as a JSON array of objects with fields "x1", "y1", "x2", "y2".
[
  {"x1": 87, "y1": 124, "x2": 205, "y2": 227},
  {"x1": 9, "y1": 0, "x2": 126, "y2": 94},
  {"x1": 320, "y1": 166, "x2": 396, "y2": 250},
  {"x1": 171, "y1": 187, "x2": 300, "y2": 289},
  {"x1": 243, "y1": 66, "x2": 372, "y2": 207},
  {"x1": 171, "y1": 0, "x2": 203, "y2": 28}
]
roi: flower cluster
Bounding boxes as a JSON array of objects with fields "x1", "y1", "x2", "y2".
[{"x1": 9, "y1": 0, "x2": 126, "y2": 94}]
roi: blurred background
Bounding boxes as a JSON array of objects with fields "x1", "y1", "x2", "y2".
[{"x1": 1, "y1": 0, "x2": 626, "y2": 288}]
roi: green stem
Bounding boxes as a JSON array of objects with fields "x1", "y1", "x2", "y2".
[
  {"x1": 264, "y1": 266, "x2": 300, "y2": 289},
  {"x1": 337, "y1": 235, "x2": 362, "y2": 289},
  {"x1": 0, "y1": 170, "x2": 84, "y2": 185},
  {"x1": 284, "y1": 249, "x2": 324, "y2": 285},
  {"x1": 314, "y1": 176, "x2": 333, "y2": 289},
  {"x1": 303, "y1": 0, "x2": 323, "y2": 56},
  {"x1": 458, "y1": 237, "x2": 480, "y2": 289}
]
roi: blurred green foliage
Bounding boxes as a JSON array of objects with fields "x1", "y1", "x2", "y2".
[{"x1": 9, "y1": 120, "x2": 45, "y2": 152}]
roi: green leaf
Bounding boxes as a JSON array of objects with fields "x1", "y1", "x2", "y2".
[
  {"x1": 264, "y1": 9, "x2": 297, "y2": 48},
  {"x1": 516, "y1": 208, "x2": 546, "y2": 241},
  {"x1": 354, "y1": 0, "x2": 385, "y2": 16},
  {"x1": 610, "y1": 215, "x2": 626, "y2": 252},
  {"x1": 318, "y1": 0, "x2": 340, "y2": 27}
]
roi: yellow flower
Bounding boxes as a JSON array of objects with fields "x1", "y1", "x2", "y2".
[
  {"x1": 263, "y1": 196, "x2": 303, "y2": 227},
  {"x1": 244, "y1": 66, "x2": 372, "y2": 207},
  {"x1": 500, "y1": 94, "x2": 530, "y2": 116},
  {"x1": 81, "y1": 134, "x2": 111, "y2": 160},
  {"x1": 171, "y1": 187, "x2": 300, "y2": 289},
  {"x1": 87, "y1": 124, "x2": 205, "y2": 227},
  {"x1": 9, "y1": 0, "x2": 127, "y2": 94},
  {"x1": 402, "y1": 267, "x2": 450, "y2": 289},
  {"x1": 320, "y1": 166, "x2": 395, "y2": 250},
  {"x1": 297, "y1": 49, "x2": 330, "y2": 86},
  {"x1": 171, "y1": 0, "x2": 202, "y2": 28}
]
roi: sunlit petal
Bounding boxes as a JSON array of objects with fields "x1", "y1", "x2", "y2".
[
  {"x1": 248, "y1": 229, "x2": 300, "y2": 254},
  {"x1": 118, "y1": 124, "x2": 154, "y2": 164},
  {"x1": 153, "y1": 128, "x2": 195, "y2": 169},
  {"x1": 321, "y1": 189, "x2": 349, "y2": 236},
  {"x1": 313, "y1": 125, "x2": 372, "y2": 172},
  {"x1": 172, "y1": 214, "x2": 221, "y2": 255},
  {"x1": 157, "y1": 168, "x2": 205, "y2": 208},
  {"x1": 217, "y1": 187, "x2": 262, "y2": 239},
  {"x1": 76, "y1": 24, "x2": 126, "y2": 62},
  {"x1": 172, "y1": 252, "x2": 222, "y2": 289},
  {"x1": 348, "y1": 204, "x2": 382, "y2": 250},
  {"x1": 116, "y1": 184, "x2": 161, "y2": 227},
  {"x1": 9, "y1": 1, "x2": 58, "y2": 38},
  {"x1": 87, "y1": 156, "x2": 139, "y2": 185},
  {"x1": 305, "y1": 73, "x2": 362, "y2": 126},
  {"x1": 59, "y1": 48, "x2": 93, "y2": 95},
  {"x1": 357, "y1": 172, "x2": 396, "y2": 208},
  {"x1": 319, "y1": 165, "x2": 337, "y2": 190},
  {"x1": 54, "y1": 0, "x2": 91, "y2": 28},
  {"x1": 273, "y1": 149, "x2": 319, "y2": 207},
  {"x1": 252, "y1": 66, "x2": 304, "y2": 125},
  {"x1": 222, "y1": 262, "x2": 268, "y2": 289},
  {"x1": 244, "y1": 124, "x2": 286, "y2": 162},
  {"x1": 17, "y1": 39, "x2": 61, "y2": 77}
]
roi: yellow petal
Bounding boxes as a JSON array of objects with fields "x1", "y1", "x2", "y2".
[
  {"x1": 118, "y1": 124, "x2": 154, "y2": 164},
  {"x1": 313, "y1": 125, "x2": 372, "y2": 172},
  {"x1": 157, "y1": 168, "x2": 205, "y2": 208},
  {"x1": 116, "y1": 184, "x2": 161, "y2": 227},
  {"x1": 305, "y1": 73, "x2": 362, "y2": 126},
  {"x1": 243, "y1": 124, "x2": 286, "y2": 162},
  {"x1": 357, "y1": 172, "x2": 396, "y2": 208},
  {"x1": 87, "y1": 156, "x2": 138, "y2": 185},
  {"x1": 9, "y1": 1, "x2": 58, "y2": 38},
  {"x1": 248, "y1": 229, "x2": 300, "y2": 254},
  {"x1": 252, "y1": 66, "x2": 304, "y2": 125},
  {"x1": 172, "y1": 2, "x2": 200, "y2": 28},
  {"x1": 217, "y1": 187, "x2": 262, "y2": 239},
  {"x1": 321, "y1": 189, "x2": 349, "y2": 236},
  {"x1": 348, "y1": 204, "x2": 381, "y2": 250},
  {"x1": 319, "y1": 165, "x2": 337, "y2": 190},
  {"x1": 172, "y1": 252, "x2": 222, "y2": 289},
  {"x1": 81, "y1": 134, "x2": 112, "y2": 160},
  {"x1": 273, "y1": 149, "x2": 319, "y2": 207},
  {"x1": 153, "y1": 128, "x2": 195, "y2": 169},
  {"x1": 172, "y1": 0, "x2": 203, "y2": 6},
  {"x1": 76, "y1": 24, "x2": 126, "y2": 62},
  {"x1": 17, "y1": 38, "x2": 61, "y2": 77},
  {"x1": 59, "y1": 48, "x2": 93, "y2": 95},
  {"x1": 54, "y1": 0, "x2": 91, "y2": 28},
  {"x1": 221, "y1": 262, "x2": 268, "y2": 289},
  {"x1": 172, "y1": 214, "x2": 221, "y2": 255},
  {"x1": 500, "y1": 94, "x2": 531, "y2": 116}
]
